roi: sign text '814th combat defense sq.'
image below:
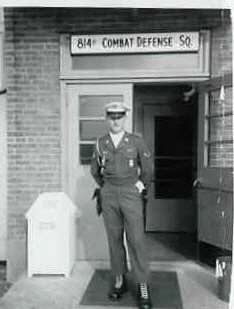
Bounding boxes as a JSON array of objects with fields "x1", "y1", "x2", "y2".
[{"x1": 70, "y1": 32, "x2": 199, "y2": 55}]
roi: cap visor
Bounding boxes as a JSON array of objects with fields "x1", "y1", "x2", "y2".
[{"x1": 107, "y1": 111, "x2": 125, "y2": 119}]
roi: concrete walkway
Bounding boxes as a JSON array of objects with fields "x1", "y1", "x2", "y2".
[{"x1": 0, "y1": 261, "x2": 229, "y2": 309}]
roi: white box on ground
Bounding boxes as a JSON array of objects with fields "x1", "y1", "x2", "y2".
[{"x1": 25, "y1": 192, "x2": 82, "y2": 277}]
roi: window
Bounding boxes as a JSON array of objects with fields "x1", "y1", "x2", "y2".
[
  {"x1": 78, "y1": 94, "x2": 123, "y2": 164},
  {"x1": 204, "y1": 86, "x2": 233, "y2": 168}
]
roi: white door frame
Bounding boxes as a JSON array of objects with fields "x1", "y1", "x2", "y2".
[{"x1": 60, "y1": 82, "x2": 133, "y2": 260}]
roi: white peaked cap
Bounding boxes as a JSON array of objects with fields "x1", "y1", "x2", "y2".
[{"x1": 105, "y1": 101, "x2": 130, "y2": 113}]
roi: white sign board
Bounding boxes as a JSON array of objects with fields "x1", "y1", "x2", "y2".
[{"x1": 71, "y1": 32, "x2": 199, "y2": 55}]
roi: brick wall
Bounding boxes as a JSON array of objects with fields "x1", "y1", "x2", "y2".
[
  {"x1": 4, "y1": 9, "x2": 60, "y2": 241},
  {"x1": 211, "y1": 14, "x2": 232, "y2": 76},
  {"x1": 3, "y1": 7, "x2": 232, "y2": 279}
]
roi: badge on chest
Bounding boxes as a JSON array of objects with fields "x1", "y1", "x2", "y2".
[
  {"x1": 129, "y1": 159, "x2": 134, "y2": 168},
  {"x1": 126, "y1": 147, "x2": 136, "y2": 168}
]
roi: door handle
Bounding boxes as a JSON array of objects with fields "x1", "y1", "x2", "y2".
[{"x1": 193, "y1": 179, "x2": 203, "y2": 188}]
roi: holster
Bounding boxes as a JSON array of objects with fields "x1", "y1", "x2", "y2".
[
  {"x1": 141, "y1": 188, "x2": 148, "y2": 215},
  {"x1": 92, "y1": 188, "x2": 102, "y2": 216}
]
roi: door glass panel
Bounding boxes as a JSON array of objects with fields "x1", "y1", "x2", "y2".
[
  {"x1": 78, "y1": 94, "x2": 123, "y2": 164},
  {"x1": 154, "y1": 116, "x2": 193, "y2": 198},
  {"x1": 209, "y1": 115, "x2": 233, "y2": 141},
  {"x1": 80, "y1": 120, "x2": 108, "y2": 140},
  {"x1": 80, "y1": 95, "x2": 123, "y2": 117},
  {"x1": 205, "y1": 85, "x2": 233, "y2": 168},
  {"x1": 209, "y1": 141, "x2": 233, "y2": 168},
  {"x1": 209, "y1": 87, "x2": 233, "y2": 114},
  {"x1": 79, "y1": 144, "x2": 94, "y2": 165}
]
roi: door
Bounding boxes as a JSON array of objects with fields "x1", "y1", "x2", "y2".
[
  {"x1": 197, "y1": 75, "x2": 233, "y2": 251},
  {"x1": 144, "y1": 106, "x2": 196, "y2": 232},
  {"x1": 135, "y1": 85, "x2": 197, "y2": 232},
  {"x1": 62, "y1": 83, "x2": 133, "y2": 260}
]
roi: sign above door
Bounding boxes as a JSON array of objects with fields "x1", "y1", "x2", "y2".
[{"x1": 70, "y1": 32, "x2": 199, "y2": 55}]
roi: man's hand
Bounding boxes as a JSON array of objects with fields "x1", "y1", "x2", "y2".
[
  {"x1": 92, "y1": 188, "x2": 102, "y2": 216},
  {"x1": 135, "y1": 180, "x2": 145, "y2": 193}
]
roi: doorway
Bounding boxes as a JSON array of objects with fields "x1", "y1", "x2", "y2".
[
  {"x1": 134, "y1": 84, "x2": 198, "y2": 233},
  {"x1": 62, "y1": 82, "x2": 200, "y2": 260}
]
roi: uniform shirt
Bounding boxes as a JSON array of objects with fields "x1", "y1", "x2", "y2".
[
  {"x1": 91, "y1": 131, "x2": 154, "y2": 187},
  {"x1": 109, "y1": 130, "x2": 125, "y2": 148}
]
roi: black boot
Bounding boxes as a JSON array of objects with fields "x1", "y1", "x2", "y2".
[
  {"x1": 138, "y1": 283, "x2": 152, "y2": 309},
  {"x1": 108, "y1": 276, "x2": 127, "y2": 300}
]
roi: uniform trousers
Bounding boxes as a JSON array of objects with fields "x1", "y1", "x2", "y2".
[{"x1": 101, "y1": 182, "x2": 150, "y2": 283}]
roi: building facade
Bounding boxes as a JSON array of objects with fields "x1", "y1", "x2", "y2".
[{"x1": 2, "y1": 8, "x2": 233, "y2": 281}]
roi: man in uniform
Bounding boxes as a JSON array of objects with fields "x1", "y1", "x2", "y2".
[{"x1": 91, "y1": 101, "x2": 153, "y2": 309}]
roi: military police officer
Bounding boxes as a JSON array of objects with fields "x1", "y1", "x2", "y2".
[{"x1": 91, "y1": 101, "x2": 153, "y2": 309}]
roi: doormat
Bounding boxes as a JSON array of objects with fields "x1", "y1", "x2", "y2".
[{"x1": 80, "y1": 270, "x2": 183, "y2": 309}]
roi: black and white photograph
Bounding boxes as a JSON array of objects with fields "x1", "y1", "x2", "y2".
[{"x1": 0, "y1": 1, "x2": 233, "y2": 308}]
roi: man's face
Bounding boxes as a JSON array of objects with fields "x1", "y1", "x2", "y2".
[{"x1": 107, "y1": 114, "x2": 125, "y2": 134}]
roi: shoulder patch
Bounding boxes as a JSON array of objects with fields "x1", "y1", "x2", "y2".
[{"x1": 143, "y1": 151, "x2": 151, "y2": 157}]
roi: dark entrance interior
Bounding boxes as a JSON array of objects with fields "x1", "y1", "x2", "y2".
[
  {"x1": 154, "y1": 115, "x2": 193, "y2": 199},
  {"x1": 134, "y1": 84, "x2": 198, "y2": 260}
]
